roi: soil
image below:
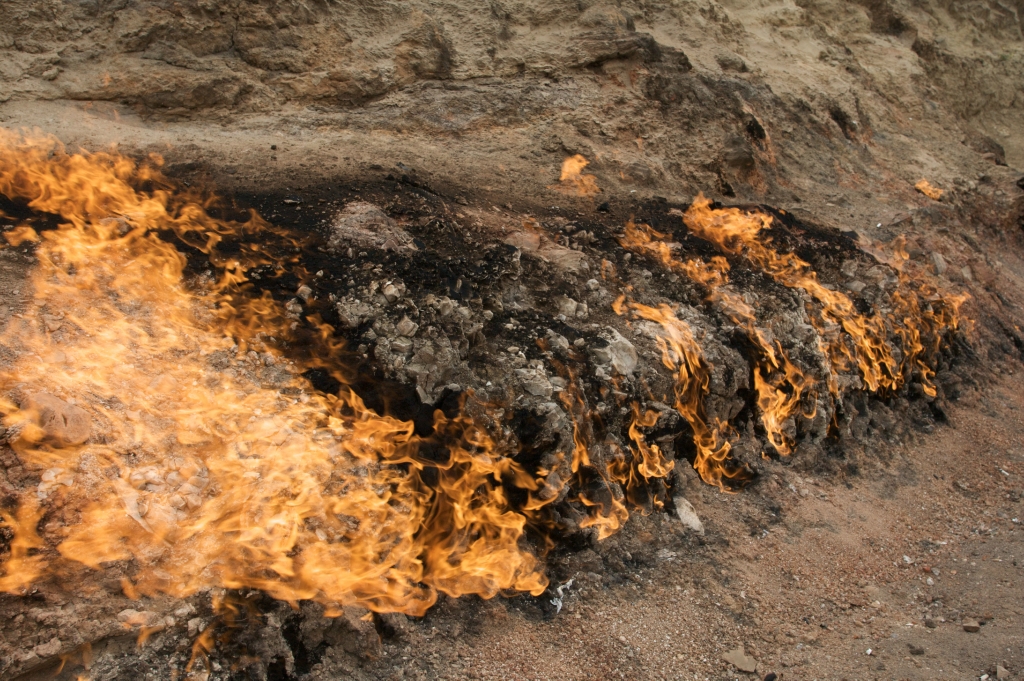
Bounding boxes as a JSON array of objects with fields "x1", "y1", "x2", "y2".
[{"x1": 1, "y1": 1, "x2": 1024, "y2": 680}]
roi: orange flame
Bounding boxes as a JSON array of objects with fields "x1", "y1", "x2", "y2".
[
  {"x1": 0, "y1": 129, "x2": 548, "y2": 616},
  {"x1": 680, "y1": 194, "x2": 964, "y2": 397},
  {"x1": 550, "y1": 155, "x2": 600, "y2": 197},
  {"x1": 619, "y1": 219, "x2": 811, "y2": 456},
  {"x1": 914, "y1": 179, "x2": 943, "y2": 200},
  {"x1": 615, "y1": 299, "x2": 749, "y2": 490}
]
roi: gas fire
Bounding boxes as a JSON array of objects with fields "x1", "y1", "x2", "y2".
[
  {"x1": 0, "y1": 130, "x2": 550, "y2": 616},
  {"x1": 551, "y1": 154, "x2": 600, "y2": 197},
  {"x1": 0, "y1": 131, "x2": 969, "y2": 645},
  {"x1": 618, "y1": 194, "x2": 965, "y2": 485}
]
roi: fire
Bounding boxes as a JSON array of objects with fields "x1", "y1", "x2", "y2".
[
  {"x1": 618, "y1": 194, "x2": 964, "y2": 467},
  {"x1": 619, "y1": 219, "x2": 813, "y2": 457},
  {"x1": 680, "y1": 195, "x2": 964, "y2": 397},
  {"x1": 615, "y1": 298, "x2": 749, "y2": 490},
  {"x1": 914, "y1": 179, "x2": 944, "y2": 200},
  {"x1": 550, "y1": 154, "x2": 600, "y2": 197},
  {"x1": 0, "y1": 130, "x2": 551, "y2": 616}
]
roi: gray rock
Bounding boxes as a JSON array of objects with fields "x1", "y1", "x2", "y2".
[
  {"x1": 555, "y1": 295, "x2": 578, "y2": 317},
  {"x1": 382, "y1": 282, "x2": 404, "y2": 303},
  {"x1": 590, "y1": 327, "x2": 637, "y2": 376},
  {"x1": 396, "y1": 317, "x2": 419, "y2": 337},
  {"x1": 846, "y1": 280, "x2": 867, "y2": 293},
  {"x1": 931, "y1": 252, "x2": 948, "y2": 275},
  {"x1": 673, "y1": 496, "x2": 704, "y2": 534},
  {"x1": 545, "y1": 329, "x2": 570, "y2": 353},
  {"x1": 516, "y1": 368, "x2": 553, "y2": 397},
  {"x1": 296, "y1": 284, "x2": 313, "y2": 303},
  {"x1": 329, "y1": 202, "x2": 413, "y2": 252},
  {"x1": 391, "y1": 337, "x2": 414, "y2": 354},
  {"x1": 335, "y1": 300, "x2": 373, "y2": 328}
]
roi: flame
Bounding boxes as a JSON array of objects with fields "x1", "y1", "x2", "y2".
[
  {"x1": 0, "y1": 496, "x2": 45, "y2": 593},
  {"x1": 914, "y1": 179, "x2": 943, "y2": 200},
  {"x1": 550, "y1": 154, "x2": 600, "y2": 197},
  {"x1": 619, "y1": 219, "x2": 812, "y2": 456},
  {"x1": 0, "y1": 130, "x2": 550, "y2": 616},
  {"x1": 680, "y1": 194, "x2": 964, "y2": 398},
  {"x1": 615, "y1": 299, "x2": 749, "y2": 490},
  {"x1": 556, "y1": 371, "x2": 628, "y2": 539}
]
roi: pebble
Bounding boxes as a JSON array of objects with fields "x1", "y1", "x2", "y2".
[
  {"x1": 722, "y1": 645, "x2": 757, "y2": 673},
  {"x1": 962, "y1": 619, "x2": 981, "y2": 632},
  {"x1": 396, "y1": 317, "x2": 419, "y2": 337}
]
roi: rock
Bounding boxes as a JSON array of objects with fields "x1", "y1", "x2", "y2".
[
  {"x1": 931, "y1": 252, "x2": 948, "y2": 275},
  {"x1": 328, "y1": 202, "x2": 413, "y2": 252},
  {"x1": 997, "y1": 665, "x2": 1010, "y2": 679},
  {"x1": 505, "y1": 231, "x2": 541, "y2": 252},
  {"x1": 908, "y1": 643, "x2": 925, "y2": 655},
  {"x1": 296, "y1": 285, "x2": 313, "y2": 303},
  {"x1": 722, "y1": 644, "x2": 757, "y2": 673},
  {"x1": 18, "y1": 392, "x2": 91, "y2": 447},
  {"x1": 32, "y1": 637, "x2": 62, "y2": 658},
  {"x1": 516, "y1": 368, "x2": 553, "y2": 398},
  {"x1": 391, "y1": 337, "x2": 414, "y2": 354},
  {"x1": 555, "y1": 295, "x2": 578, "y2": 317},
  {"x1": 586, "y1": 278, "x2": 600, "y2": 291},
  {"x1": 846, "y1": 280, "x2": 867, "y2": 293},
  {"x1": 335, "y1": 300, "x2": 373, "y2": 328},
  {"x1": 924, "y1": 617, "x2": 937, "y2": 628},
  {"x1": 382, "y1": 282, "x2": 403, "y2": 303},
  {"x1": 962, "y1": 619, "x2": 981, "y2": 632},
  {"x1": 673, "y1": 496, "x2": 704, "y2": 534},
  {"x1": 590, "y1": 328, "x2": 637, "y2": 376},
  {"x1": 396, "y1": 317, "x2": 419, "y2": 337},
  {"x1": 545, "y1": 329, "x2": 570, "y2": 353}
]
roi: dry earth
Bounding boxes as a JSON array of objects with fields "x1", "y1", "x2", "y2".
[{"x1": 2, "y1": 0, "x2": 1024, "y2": 680}]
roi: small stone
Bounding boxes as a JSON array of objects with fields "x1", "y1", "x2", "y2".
[
  {"x1": 908, "y1": 644, "x2": 925, "y2": 655},
  {"x1": 573, "y1": 338, "x2": 586, "y2": 347},
  {"x1": 722, "y1": 644, "x2": 757, "y2": 673},
  {"x1": 391, "y1": 337, "x2": 414, "y2": 354},
  {"x1": 962, "y1": 619, "x2": 981, "y2": 632},
  {"x1": 924, "y1": 617, "x2": 937, "y2": 628},
  {"x1": 396, "y1": 317, "x2": 419, "y2": 337},
  {"x1": 997, "y1": 665, "x2": 1010, "y2": 679},
  {"x1": 545, "y1": 330, "x2": 570, "y2": 353},
  {"x1": 846, "y1": 280, "x2": 867, "y2": 293},
  {"x1": 483, "y1": 310, "x2": 494, "y2": 320},
  {"x1": 33, "y1": 637, "x2": 62, "y2": 658},
  {"x1": 19, "y1": 393, "x2": 91, "y2": 447},
  {"x1": 382, "y1": 283, "x2": 401, "y2": 303},
  {"x1": 555, "y1": 296, "x2": 578, "y2": 317},
  {"x1": 931, "y1": 252, "x2": 948, "y2": 275},
  {"x1": 516, "y1": 369, "x2": 553, "y2": 397},
  {"x1": 296, "y1": 285, "x2": 313, "y2": 303},
  {"x1": 586, "y1": 278, "x2": 600, "y2": 291},
  {"x1": 673, "y1": 496, "x2": 704, "y2": 534},
  {"x1": 590, "y1": 328, "x2": 637, "y2": 376},
  {"x1": 507, "y1": 346, "x2": 520, "y2": 354}
]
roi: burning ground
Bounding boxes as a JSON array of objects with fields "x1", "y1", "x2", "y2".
[{"x1": 0, "y1": 127, "x2": 1019, "y2": 681}]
